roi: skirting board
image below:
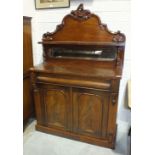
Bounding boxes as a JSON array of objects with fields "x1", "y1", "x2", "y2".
[{"x1": 36, "y1": 124, "x2": 117, "y2": 149}]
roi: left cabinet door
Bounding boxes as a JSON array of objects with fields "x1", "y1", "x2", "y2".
[{"x1": 36, "y1": 84, "x2": 72, "y2": 131}]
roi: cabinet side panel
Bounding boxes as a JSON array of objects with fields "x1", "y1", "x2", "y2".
[
  {"x1": 107, "y1": 93, "x2": 118, "y2": 145},
  {"x1": 23, "y1": 77, "x2": 33, "y2": 121},
  {"x1": 23, "y1": 17, "x2": 34, "y2": 125},
  {"x1": 34, "y1": 89, "x2": 44, "y2": 125},
  {"x1": 102, "y1": 94, "x2": 110, "y2": 138},
  {"x1": 23, "y1": 17, "x2": 33, "y2": 74}
]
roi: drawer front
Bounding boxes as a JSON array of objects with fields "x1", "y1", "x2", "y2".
[{"x1": 36, "y1": 76, "x2": 111, "y2": 90}]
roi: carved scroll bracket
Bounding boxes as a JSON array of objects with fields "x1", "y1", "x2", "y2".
[
  {"x1": 112, "y1": 31, "x2": 126, "y2": 42},
  {"x1": 42, "y1": 32, "x2": 53, "y2": 41}
]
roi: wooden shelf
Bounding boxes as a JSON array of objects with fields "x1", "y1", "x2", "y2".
[{"x1": 38, "y1": 41, "x2": 125, "y2": 47}]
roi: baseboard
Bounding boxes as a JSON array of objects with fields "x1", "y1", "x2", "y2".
[{"x1": 36, "y1": 124, "x2": 116, "y2": 149}]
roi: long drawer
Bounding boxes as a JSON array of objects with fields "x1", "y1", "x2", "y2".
[{"x1": 36, "y1": 76, "x2": 111, "y2": 90}]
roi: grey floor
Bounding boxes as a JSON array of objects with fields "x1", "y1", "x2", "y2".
[{"x1": 23, "y1": 120, "x2": 130, "y2": 155}]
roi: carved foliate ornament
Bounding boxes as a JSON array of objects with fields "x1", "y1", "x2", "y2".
[
  {"x1": 112, "y1": 31, "x2": 126, "y2": 42},
  {"x1": 70, "y1": 4, "x2": 92, "y2": 20}
]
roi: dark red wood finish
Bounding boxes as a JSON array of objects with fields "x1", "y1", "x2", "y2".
[{"x1": 30, "y1": 4, "x2": 125, "y2": 148}]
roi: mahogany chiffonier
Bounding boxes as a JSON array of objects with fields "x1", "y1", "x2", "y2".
[{"x1": 30, "y1": 4, "x2": 125, "y2": 149}]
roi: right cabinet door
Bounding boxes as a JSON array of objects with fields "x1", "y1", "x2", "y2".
[{"x1": 73, "y1": 88, "x2": 110, "y2": 139}]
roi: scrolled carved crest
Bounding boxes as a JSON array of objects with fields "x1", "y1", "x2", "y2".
[
  {"x1": 70, "y1": 4, "x2": 92, "y2": 20},
  {"x1": 42, "y1": 4, "x2": 126, "y2": 43}
]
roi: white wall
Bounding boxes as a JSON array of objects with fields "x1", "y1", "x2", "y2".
[{"x1": 23, "y1": 0, "x2": 131, "y2": 124}]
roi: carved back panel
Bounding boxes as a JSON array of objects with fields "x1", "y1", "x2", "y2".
[
  {"x1": 40, "y1": 4, "x2": 125, "y2": 69},
  {"x1": 42, "y1": 4, "x2": 125, "y2": 44}
]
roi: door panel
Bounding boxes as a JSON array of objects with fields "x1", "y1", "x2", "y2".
[
  {"x1": 40, "y1": 84, "x2": 71, "y2": 131},
  {"x1": 45, "y1": 89, "x2": 67, "y2": 128},
  {"x1": 73, "y1": 88, "x2": 109, "y2": 138}
]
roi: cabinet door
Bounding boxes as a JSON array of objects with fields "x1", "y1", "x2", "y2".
[
  {"x1": 73, "y1": 88, "x2": 109, "y2": 138},
  {"x1": 40, "y1": 84, "x2": 71, "y2": 131}
]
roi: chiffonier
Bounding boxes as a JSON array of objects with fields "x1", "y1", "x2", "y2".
[{"x1": 30, "y1": 4, "x2": 126, "y2": 148}]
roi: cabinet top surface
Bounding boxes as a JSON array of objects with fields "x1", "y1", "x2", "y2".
[{"x1": 31, "y1": 61, "x2": 122, "y2": 79}]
